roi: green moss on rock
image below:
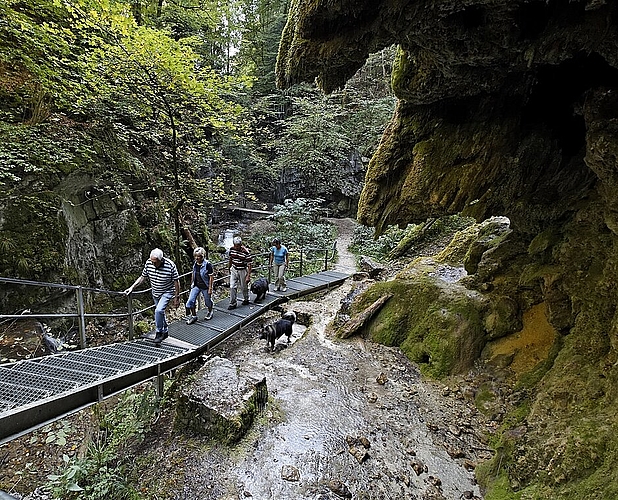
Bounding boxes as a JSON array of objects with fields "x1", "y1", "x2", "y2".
[
  {"x1": 352, "y1": 258, "x2": 487, "y2": 378},
  {"x1": 0, "y1": 193, "x2": 68, "y2": 280}
]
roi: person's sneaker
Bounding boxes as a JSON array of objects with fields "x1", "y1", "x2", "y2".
[
  {"x1": 205, "y1": 309, "x2": 213, "y2": 320},
  {"x1": 186, "y1": 316, "x2": 197, "y2": 325},
  {"x1": 282, "y1": 286, "x2": 287, "y2": 292},
  {"x1": 228, "y1": 303, "x2": 237, "y2": 310},
  {"x1": 242, "y1": 299, "x2": 250, "y2": 305}
]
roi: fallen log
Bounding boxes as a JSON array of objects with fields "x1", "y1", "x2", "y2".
[{"x1": 338, "y1": 294, "x2": 393, "y2": 339}]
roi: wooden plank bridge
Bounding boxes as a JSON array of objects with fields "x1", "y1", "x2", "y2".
[{"x1": 0, "y1": 270, "x2": 349, "y2": 445}]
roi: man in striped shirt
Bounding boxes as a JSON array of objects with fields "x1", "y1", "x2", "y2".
[
  {"x1": 227, "y1": 236, "x2": 252, "y2": 309},
  {"x1": 124, "y1": 248, "x2": 180, "y2": 345}
]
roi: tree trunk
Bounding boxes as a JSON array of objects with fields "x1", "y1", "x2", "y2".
[{"x1": 338, "y1": 294, "x2": 393, "y2": 339}]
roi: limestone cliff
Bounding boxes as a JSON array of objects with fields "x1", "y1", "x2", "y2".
[{"x1": 278, "y1": 1, "x2": 618, "y2": 497}]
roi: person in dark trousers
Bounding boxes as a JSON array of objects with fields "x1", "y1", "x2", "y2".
[
  {"x1": 185, "y1": 246, "x2": 214, "y2": 324},
  {"x1": 124, "y1": 248, "x2": 180, "y2": 346},
  {"x1": 269, "y1": 237, "x2": 289, "y2": 292},
  {"x1": 228, "y1": 236, "x2": 252, "y2": 309}
]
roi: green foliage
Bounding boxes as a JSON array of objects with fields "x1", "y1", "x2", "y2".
[
  {"x1": 248, "y1": 43, "x2": 395, "y2": 203},
  {"x1": 267, "y1": 198, "x2": 334, "y2": 249},
  {"x1": 0, "y1": 0, "x2": 93, "y2": 121},
  {"x1": 46, "y1": 387, "x2": 161, "y2": 499},
  {"x1": 272, "y1": 86, "x2": 355, "y2": 199},
  {"x1": 0, "y1": 0, "x2": 260, "y2": 281},
  {"x1": 350, "y1": 224, "x2": 407, "y2": 260},
  {"x1": 239, "y1": 198, "x2": 336, "y2": 277},
  {"x1": 350, "y1": 215, "x2": 475, "y2": 262},
  {"x1": 234, "y1": 0, "x2": 289, "y2": 91},
  {"x1": 0, "y1": 192, "x2": 68, "y2": 279},
  {"x1": 0, "y1": 122, "x2": 98, "y2": 186}
]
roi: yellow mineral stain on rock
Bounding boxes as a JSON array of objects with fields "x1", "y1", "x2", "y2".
[{"x1": 489, "y1": 303, "x2": 557, "y2": 376}]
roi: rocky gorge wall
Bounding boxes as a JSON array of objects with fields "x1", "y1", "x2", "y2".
[
  {"x1": 0, "y1": 122, "x2": 189, "y2": 313},
  {"x1": 277, "y1": 0, "x2": 618, "y2": 497}
]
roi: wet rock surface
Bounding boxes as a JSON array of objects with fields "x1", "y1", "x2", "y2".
[
  {"x1": 175, "y1": 357, "x2": 268, "y2": 444},
  {"x1": 140, "y1": 217, "x2": 489, "y2": 499},
  {"x1": 0, "y1": 219, "x2": 492, "y2": 499},
  {"x1": 152, "y1": 277, "x2": 488, "y2": 500}
]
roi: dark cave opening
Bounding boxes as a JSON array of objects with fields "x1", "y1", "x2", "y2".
[
  {"x1": 516, "y1": 0, "x2": 586, "y2": 41},
  {"x1": 522, "y1": 52, "x2": 618, "y2": 158},
  {"x1": 419, "y1": 353, "x2": 430, "y2": 364},
  {"x1": 449, "y1": 5, "x2": 486, "y2": 30}
]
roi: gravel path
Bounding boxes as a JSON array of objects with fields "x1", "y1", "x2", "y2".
[{"x1": 328, "y1": 217, "x2": 358, "y2": 273}]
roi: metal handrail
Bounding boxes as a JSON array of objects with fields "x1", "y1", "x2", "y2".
[{"x1": 0, "y1": 242, "x2": 337, "y2": 348}]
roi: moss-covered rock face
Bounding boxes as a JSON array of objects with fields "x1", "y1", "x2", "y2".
[
  {"x1": 353, "y1": 258, "x2": 487, "y2": 378},
  {"x1": 0, "y1": 121, "x2": 169, "y2": 310},
  {"x1": 277, "y1": 0, "x2": 616, "y2": 235},
  {"x1": 353, "y1": 217, "x2": 528, "y2": 378},
  {"x1": 277, "y1": 2, "x2": 618, "y2": 495}
]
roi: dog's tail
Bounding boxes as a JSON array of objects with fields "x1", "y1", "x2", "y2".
[{"x1": 282, "y1": 311, "x2": 296, "y2": 324}]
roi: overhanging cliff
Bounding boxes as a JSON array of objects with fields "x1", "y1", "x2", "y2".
[
  {"x1": 277, "y1": 1, "x2": 618, "y2": 497},
  {"x1": 277, "y1": 0, "x2": 618, "y2": 235}
]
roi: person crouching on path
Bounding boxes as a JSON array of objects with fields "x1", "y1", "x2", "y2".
[
  {"x1": 228, "y1": 236, "x2": 252, "y2": 309},
  {"x1": 185, "y1": 246, "x2": 214, "y2": 324},
  {"x1": 269, "y1": 237, "x2": 289, "y2": 292},
  {"x1": 124, "y1": 248, "x2": 180, "y2": 346}
]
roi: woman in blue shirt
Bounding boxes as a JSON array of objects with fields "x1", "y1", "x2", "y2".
[
  {"x1": 269, "y1": 238, "x2": 289, "y2": 292},
  {"x1": 185, "y1": 247, "x2": 214, "y2": 324}
]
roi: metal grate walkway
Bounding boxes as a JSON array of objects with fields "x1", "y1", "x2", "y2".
[{"x1": 0, "y1": 270, "x2": 349, "y2": 444}]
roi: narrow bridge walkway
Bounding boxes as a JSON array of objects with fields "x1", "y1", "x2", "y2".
[{"x1": 0, "y1": 270, "x2": 349, "y2": 444}]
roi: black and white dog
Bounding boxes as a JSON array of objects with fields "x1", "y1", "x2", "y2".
[
  {"x1": 250, "y1": 277, "x2": 269, "y2": 302},
  {"x1": 261, "y1": 311, "x2": 296, "y2": 351}
]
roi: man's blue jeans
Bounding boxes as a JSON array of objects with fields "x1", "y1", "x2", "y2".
[{"x1": 153, "y1": 292, "x2": 174, "y2": 333}]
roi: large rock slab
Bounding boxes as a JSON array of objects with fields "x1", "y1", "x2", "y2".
[{"x1": 175, "y1": 356, "x2": 267, "y2": 444}]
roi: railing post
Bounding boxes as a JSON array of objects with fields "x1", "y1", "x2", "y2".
[
  {"x1": 76, "y1": 286, "x2": 87, "y2": 348},
  {"x1": 299, "y1": 249, "x2": 303, "y2": 276},
  {"x1": 324, "y1": 246, "x2": 328, "y2": 271},
  {"x1": 155, "y1": 373, "x2": 164, "y2": 398},
  {"x1": 127, "y1": 293, "x2": 134, "y2": 341}
]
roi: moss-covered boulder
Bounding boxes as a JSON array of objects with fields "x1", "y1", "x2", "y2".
[
  {"x1": 352, "y1": 258, "x2": 487, "y2": 378},
  {"x1": 175, "y1": 357, "x2": 267, "y2": 444}
]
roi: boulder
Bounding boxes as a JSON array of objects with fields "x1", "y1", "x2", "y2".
[
  {"x1": 359, "y1": 255, "x2": 386, "y2": 279},
  {"x1": 175, "y1": 356, "x2": 267, "y2": 443}
]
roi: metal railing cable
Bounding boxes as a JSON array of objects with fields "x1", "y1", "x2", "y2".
[{"x1": 0, "y1": 242, "x2": 337, "y2": 348}]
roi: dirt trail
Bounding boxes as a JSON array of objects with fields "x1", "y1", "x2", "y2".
[{"x1": 328, "y1": 217, "x2": 358, "y2": 273}]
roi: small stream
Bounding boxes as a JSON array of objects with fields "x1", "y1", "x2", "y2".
[
  {"x1": 177, "y1": 218, "x2": 484, "y2": 499},
  {"x1": 184, "y1": 279, "x2": 483, "y2": 500},
  {"x1": 217, "y1": 229, "x2": 236, "y2": 252}
]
